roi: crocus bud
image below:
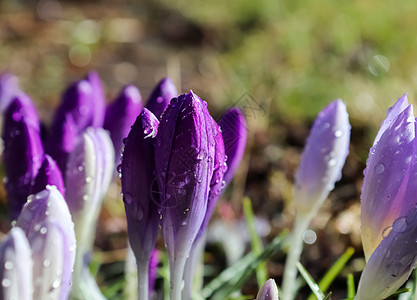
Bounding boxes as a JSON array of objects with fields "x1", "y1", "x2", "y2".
[
  {"x1": 31, "y1": 154, "x2": 65, "y2": 196},
  {"x1": 145, "y1": 77, "x2": 177, "y2": 119},
  {"x1": 361, "y1": 99, "x2": 417, "y2": 261},
  {"x1": 121, "y1": 108, "x2": 160, "y2": 299},
  {"x1": 0, "y1": 227, "x2": 33, "y2": 300},
  {"x1": 294, "y1": 100, "x2": 350, "y2": 217},
  {"x1": 256, "y1": 279, "x2": 279, "y2": 300},
  {"x1": 356, "y1": 207, "x2": 417, "y2": 300},
  {"x1": 0, "y1": 72, "x2": 19, "y2": 113},
  {"x1": 48, "y1": 73, "x2": 105, "y2": 175},
  {"x1": 155, "y1": 91, "x2": 216, "y2": 299},
  {"x1": 3, "y1": 96, "x2": 44, "y2": 220},
  {"x1": 29, "y1": 220, "x2": 74, "y2": 300},
  {"x1": 104, "y1": 85, "x2": 143, "y2": 165},
  {"x1": 16, "y1": 185, "x2": 77, "y2": 272},
  {"x1": 218, "y1": 107, "x2": 247, "y2": 185},
  {"x1": 65, "y1": 127, "x2": 114, "y2": 300},
  {"x1": 121, "y1": 108, "x2": 159, "y2": 259}
]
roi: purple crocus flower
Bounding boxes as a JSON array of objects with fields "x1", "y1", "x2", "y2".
[
  {"x1": 294, "y1": 99, "x2": 351, "y2": 217},
  {"x1": 121, "y1": 108, "x2": 160, "y2": 299},
  {"x1": 104, "y1": 85, "x2": 143, "y2": 165},
  {"x1": 48, "y1": 73, "x2": 105, "y2": 175},
  {"x1": 65, "y1": 127, "x2": 114, "y2": 300},
  {"x1": 356, "y1": 95, "x2": 417, "y2": 299},
  {"x1": 155, "y1": 91, "x2": 216, "y2": 300},
  {"x1": 2, "y1": 95, "x2": 44, "y2": 220},
  {"x1": 218, "y1": 107, "x2": 247, "y2": 186},
  {"x1": 31, "y1": 154, "x2": 65, "y2": 196},
  {"x1": 256, "y1": 279, "x2": 279, "y2": 300},
  {"x1": 145, "y1": 77, "x2": 177, "y2": 120},
  {"x1": 0, "y1": 227, "x2": 33, "y2": 300}
]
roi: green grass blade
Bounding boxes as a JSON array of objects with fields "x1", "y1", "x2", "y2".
[
  {"x1": 201, "y1": 231, "x2": 287, "y2": 299},
  {"x1": 296, "y1": 261, "x2": 325, "y2": 300},
  {"x1": 347, "y1": 273, "x2": 355, "y2": 299},
  {"x1": 307, "y1": 247, "x2": 354, "y2": 300},
  {"x1": 242, "y1": 196, "x2": 267, "y2": 288}
]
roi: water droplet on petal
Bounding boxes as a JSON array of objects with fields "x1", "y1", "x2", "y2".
[
  {"x1": 374, "y1": 163, "x2": 385, "y2": 174},
  {"x1": 392, "y1": 217, "x2": 407, "y2": 232},
  {"x1": 334, "y1": 130, "x2": 343, "y2": 137}
]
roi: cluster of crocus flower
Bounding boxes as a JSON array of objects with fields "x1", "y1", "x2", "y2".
[
  {"x1": 0, "y1": 72, "x2": 187, "y2": 299},
  {"x1": 120, "y1": 90, "x2": 247, "y2": 300},
  {"x1": 356, "y1": 94, "x2": 417, "y2": 300}
]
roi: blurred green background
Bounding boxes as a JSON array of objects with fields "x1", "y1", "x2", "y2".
[{"x1": 0, "y1": 0, "x2": 416, "y2": 298}]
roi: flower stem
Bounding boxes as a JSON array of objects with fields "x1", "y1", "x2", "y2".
[
  {"x1": 137, "y1": 259, "x2": 150, "y2": 300},
  {"x1": 170, "y1": 255, "x2": 187, "y2": 300},
  {"x1": 281, "y1": 214, "x2": 311, "y2": 300}
]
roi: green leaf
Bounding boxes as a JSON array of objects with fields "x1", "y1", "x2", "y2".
[
  {"x1": 201, "y1": 231, "x2": 287, "y2": 300},
  {"x1": 242, "y1": 196, "x2": 267, "y2": 288},
  {"x1": 296, "y1": 261, "x2": 325, "y2": 300},
  {"x1": 307, "y1": 247, "x2": 355, "y2": 300}
]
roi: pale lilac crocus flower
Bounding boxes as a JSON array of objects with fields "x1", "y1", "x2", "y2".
[
  {"x1": 282, "y1": 100, "x2": 351, "y2": 300},
  {"x1": 356, "y1": 95, "x2": 417, "y2": 300},
  {"x1": 256, "y1": 279, "x2": 279, "y2": 300}
]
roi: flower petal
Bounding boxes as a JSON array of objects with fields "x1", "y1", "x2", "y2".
[
  {"x1": 31, "y1": 154, "x2": 65, "y2": 196},
  {"x1": 356, "y1": 207, "x2": 417, "y2": 300},
  {"x1": 145, "y1": 77, "x2": 177, "y2": 120},
  {"x1": 0, "y1": 227, "x2": 33, "y2": 300},
  {"x1": 361, "y1": 105, "x2": 416, "y2": 260},
  {"x1": 104, "y1": 85, "x2": 143, "y2": 165},
  {"x1": 218, "y1": 107, "x2": 247, "y2": 185},
  {"x1": 256, "y1": 279, "x2": 279, "y2": 300}
]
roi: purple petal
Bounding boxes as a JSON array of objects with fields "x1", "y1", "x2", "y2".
[
  {"x1": 218, "y1": 107, "x2": 247, "y2": 185},
  {"x1": 256, "y1": 279, "x2": 279, "y2": 300},
  {"x1": 374, "y1": 94, "x2": 409, "y2": 146},
  {"x1": 357, "y1": 208, "x2": 417, "y2": 300},
  {"x1": 16, "y1": 186, "x2": 77, "y2": 271},
  {"x1": 361, "y1": 106, "x2": 417, "y2": 260},
  {"x1": 0, "y1": 227, "x2": 33, "y2": 300},
  {"x1": 104, "y1": 85, "x2": 143, "y2": 165},
  {"x1": 121, "y1": 108, "x2": 159, "y2": 262},
  {"x1": 155, "y1": 91, "x2": 214, "y2": 259},
  {"x1": 294, "y1": 100, "x2": 350, "y2": 216},
  {"x1": 0, "y1": 72, "x2": 19, "y2": 113},
  {"x1": 29, "y1": 221, "x2": 74, "y2": 300},
  {"x1": 196, "y1": 114, "x2": 226, "y2": 241},
  {"x1": 85, "y1": 71, "x2": 106, "y2": 127},
  {"x1": 31, "y1": 154, "x2": 65, "y2": 196},
  {"x1": 3, "y1": 104, "x2": 44, "y2": 219},
  {"x1": 145, "y1": 77, "x2": 177, "y2": 120},
  {"x1": 3, "y1": 92, "x2": 40, "y2": 132}
]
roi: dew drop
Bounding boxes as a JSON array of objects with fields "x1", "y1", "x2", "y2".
[
  {"x1": 43, "y1": 259, "x2": 51, "y2": 267},
  {"x1": 374, "y1": 163, "x2": 385, "y2": 174},
  {"x1": 124, "y1": 193, "x2": 133, "y2": 204},
  {"x1": 40, "y1": 227, "x2": 47, "y2": 234},
  {"x1": 334, "y1": 130, "x2": 343, "y2": 137},
  {"x1": 392, "y1": 217, "x2": 407, "y2": 232},
  {"x1": 2, "y1": 278, "x2": 10, "y2": 287},
  {"x1": 4, "y1": 261, "x2": 13, "y2": 270},
  {"x1": 52, "y1": 279, "x2": 61, "y2": 289},
  {"x1": 328, "y1": 158, "x2": 336, "y2": 167},
  {"x1": 400, "y1": 253, "x2": 414, "y2": 266}
]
